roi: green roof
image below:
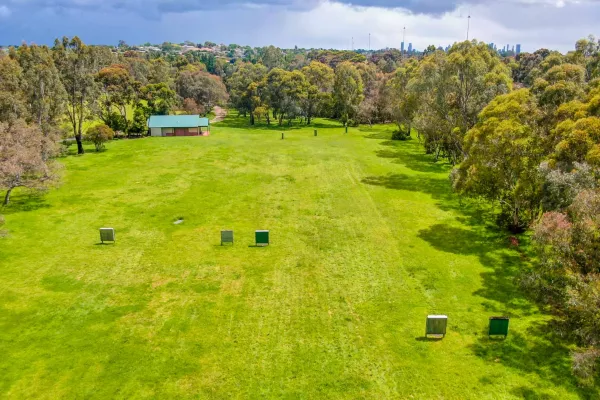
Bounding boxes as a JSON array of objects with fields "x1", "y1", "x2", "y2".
[{"x1": 148, "y1": 115, "x2": 209, "y2": 128}]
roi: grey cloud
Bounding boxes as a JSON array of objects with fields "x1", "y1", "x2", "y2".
[
  {"x1": 0, "y1": 0, "x2": 469, "y2": 16},
  {"x1": 4, "y1": 0, "x2": 593, "y2": 18}
]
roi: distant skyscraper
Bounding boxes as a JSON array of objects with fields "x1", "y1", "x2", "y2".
[
  {"x1": 516, "y1": 44, "x2": 521, "y2": 55},
  {"x1": 401, "y1": 42, "x2": 405, "y2": 53},
  {"x1": 408, "y1": 43, "x2": 413, "y2": 54},
  {"x1": 506, "y1": 44, "x2": 510, "y2": 52}
]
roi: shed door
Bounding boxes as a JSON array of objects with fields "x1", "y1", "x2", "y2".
[{"x1": 175, "y1": 128, "x2": 187, "y2": 136}]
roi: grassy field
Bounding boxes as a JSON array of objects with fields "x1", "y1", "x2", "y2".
[{"x1": 0, "y1": 116, "x2": 595, "y2": 399}]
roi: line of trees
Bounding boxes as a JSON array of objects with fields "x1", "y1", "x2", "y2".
[{"x1": 450, "y1": 38, "x2": 600, "y2": 384}]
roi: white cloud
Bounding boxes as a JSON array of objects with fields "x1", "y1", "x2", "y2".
[
  {"x1": 0, "y1": 5, "x2": 11, "y2": 17},
  {"x1": 275, "y1": 1, "x2": 593, "y2": 52}
]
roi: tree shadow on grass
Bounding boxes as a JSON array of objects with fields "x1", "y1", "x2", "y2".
[
  {"x1": 471, "y1": 322, "x2": 599, "y2": 399},
  {"x1": 362, "y1": 173, "x2": 452, "y2": 200},
  {"x1": 1, "y1": 192, "x2": 51, "y2": 215},
  {"x1": 363, "y1": 132, "x2": 392, "y2": 140},
  {"x1": 375, "y1": 146, "x2": 450, "y2": 174},
  {"x1": 418, "y1": 224, "x2": 536, "y2": 316},
  {"x1": 361, "y1": 134, "x2": 590, "y2": 395},
  {"x1": 361, "y1": 172, "x2": 494, "y2": 230}
]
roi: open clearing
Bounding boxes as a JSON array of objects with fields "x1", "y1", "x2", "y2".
[{"x1": 0, "y1": 117, "x2": 593, "y2": 399}]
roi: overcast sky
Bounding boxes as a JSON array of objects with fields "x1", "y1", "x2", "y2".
[{"x1": 0, "y1": 0, "x2": 598, "y2": 52}]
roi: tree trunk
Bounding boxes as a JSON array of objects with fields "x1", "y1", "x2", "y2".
[
  {"x1": 307, "y1": 115, "x2": 312, "y2": 125},
  {"x1": 4, "y1": 188, "x2": 12, "y2": 206},
  {"x1": 250, "y1": 112, "x2": 255, "y2": 125},
  {"x1": 76, "y1": 133, "x2": 84, "y2": 154},
  {"x1": 123, "y1": 107, "x2": 129, "y2": 137}
]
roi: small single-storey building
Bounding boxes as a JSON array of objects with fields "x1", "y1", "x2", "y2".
[{"x1": 148, "y1": 115, "x2": 210, "y2": 137}]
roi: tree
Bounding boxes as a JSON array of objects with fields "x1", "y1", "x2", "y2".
[
  {"x1": 423, "y1": 45, "x2": 437, "y2": 56},
  {"x1": 260, "y1": 46, "x2": 283, "y2": 70},
  {"x1": 532, "y1": 63, "x2": 586, "y2": 112},
  {"x1": 452, "y1": 89, "x2": 543, "y2": 232},
  {"x1": 0, "y1": 120, "x2": 59, "y2": 205},
  {"x1": 411, "y1": 42, "x2": 512, "y2": 164},
  {"x1": 539, "y1": 161, "x2": 596, "y2": 211},
  {"x1": 525, "y1": 190, "x2": 600, "y2": 385},
  {"x1": 388, "y1": 60, "x2": 419, "y2": 138},
  {"x1": 333, "y1": 62, "x2": 364, "y2": 124},
  {"x1": 53, "y1": 36, "x2": 100, "y2": 154},
  {"x1": 182, "y1": 98, "x2": 205, "y2": 115},
  {"x1": 15, "y1": 44, "x2": 66, "y2": 129},
  {"x1": 226, "y1": 62, "x2": 268, "y2": 124},
  {"x1": 300, "y1": 61, "x2": 334, "y2": 124},
  {"x1": 148, "y1": 58, "x2": 173, "y2": 85},
  {"x1": 544, "y1": 85, "x2": 600, "y2": 170},
  {"x1": 140, "y1": 83, "x2": 177, "y2": 115},
  {"x1": 0, "y1": 55, "x2": 25, "y2": 123},
  {"x1": 130, "y1": 104, "x2": 150, "y2": 135},
  {"x1": 176, "y1": 70, "x2": 228, "y2": 114},
  {"x1": 263, "y1": 69, "x2": 308, "y2": 125},
  {"x1": 96, "y1": 64, "x2": 140, "y2": 135},
  {"x1": 124, "y1": 57, "x2": 151, "y2": 85},
  {"x1": 86, "y1": 124, "x2": 114, "y2": 151}
]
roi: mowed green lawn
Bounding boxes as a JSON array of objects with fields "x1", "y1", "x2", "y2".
[{"x1": 0, "y1": 117, "x2": 594, "y2": 399}]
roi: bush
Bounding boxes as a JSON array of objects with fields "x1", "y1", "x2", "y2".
[
  {"x1": 104, "y1": 112, "x2": 127, "y2": 133},
  {"x1": 392, "y1": 129, "x2": 411, "y2": 141},
  {"x1": 130, "y1": 105, "x2": 150, "y2": 135},
  {"x1": 86, "y1": 124, "x2": 115, "y2": 152}
]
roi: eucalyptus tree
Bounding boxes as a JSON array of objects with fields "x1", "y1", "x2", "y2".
[
  {"x1": 333, "y1": 61, "x2": 364, "y2": 124},
  {"x1": 15, "y1": 44, "x2": 66, "y2": 130},
  {"x1": 53, "y1": 36, "x2": 100, "y2": 154},
  {"x1": 300, "y1": 61, "x2": 334, "y2": 124},
  {"x1": 411, "y1": 41, "x2": 512, "y2": 164},
  {"x1": 0, "y1": 54, "x2": 25, "y2": 123},
  {"x1": 452, "y1": 89, "x2": 543, "y2": 232},
  {"x1": 227, "y1": 62, "x2": 268, "y2": 124}
]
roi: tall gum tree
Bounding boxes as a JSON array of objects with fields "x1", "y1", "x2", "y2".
[
  {"x1": 15, "y1": 44, "x2": 65, "y2": 130},
  {"x1": 333, "y1": 61, "x2": 364, "y2": 124},
  {"x1": 301, "y1": 61, "x2": 334, "y2": 125},
  {"x1": 411, "y1": 41, "x2": 512, "y2": 164},
  {"x1": 53, "y1": 37, "x2": 100, "y2": 155},
  {"x1": 452, "y1": 89, "x2": 543, "y2": 232}
]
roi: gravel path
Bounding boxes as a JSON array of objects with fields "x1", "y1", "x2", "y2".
[{"x1": 211, "y1": 106, "x2": 227, "y2": 123}]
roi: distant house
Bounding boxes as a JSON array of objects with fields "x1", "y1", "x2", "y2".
[{"x1": 148, "y1": 115, "x2": 210, "y2": 137}]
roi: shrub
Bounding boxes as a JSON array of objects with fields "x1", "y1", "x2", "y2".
[
  {"x1": 392, "y1": 129, "x2": 411, "y2": 141},
  {"x1": 86, "y1": 124, "x2": 115, "y2": 152},
  {"x1": 572, "y1": 349, "x2": 600, "y2": 387},
  {"x1": 130, "y1": 105, "x2": 150, "y2": 135},
  {"x1": 524, "y1": 190, "x2": 600, "y2": 385}
]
